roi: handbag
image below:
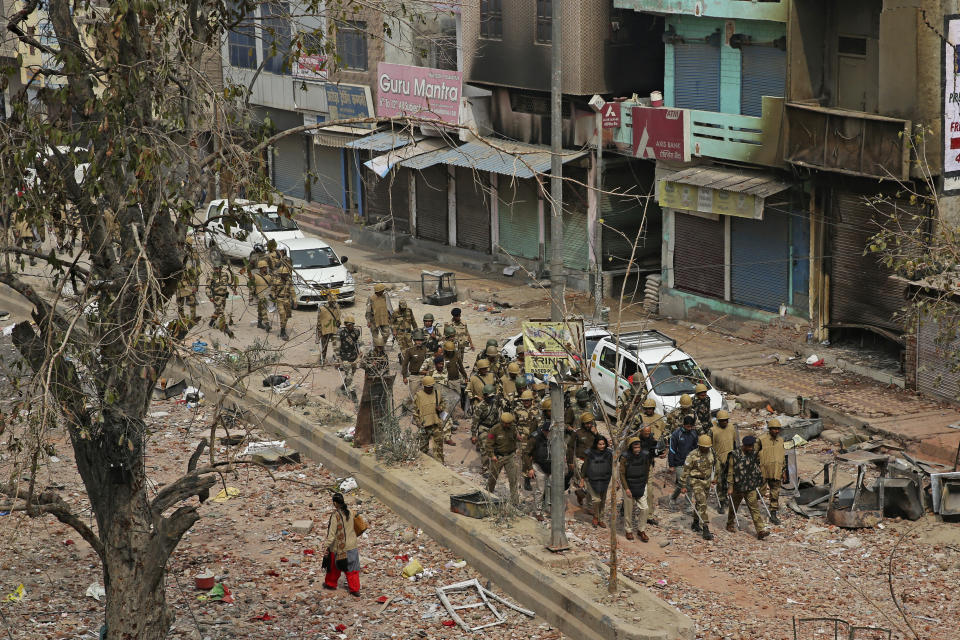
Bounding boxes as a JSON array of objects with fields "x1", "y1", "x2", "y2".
[{"x1": 353, "y1": 513, "x2": 368, "y2": 536}]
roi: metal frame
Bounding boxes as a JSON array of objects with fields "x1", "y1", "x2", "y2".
[
  {"x1": 793, "y1": 616, "x2": 891, "y2": 640},
  {"x1": 436, "y1": 578, "x2": 535, "y2": 632}
]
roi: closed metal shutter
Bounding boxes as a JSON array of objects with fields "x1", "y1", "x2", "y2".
[
  {"x1": 272, "y1": 133, "x2": 307, "y2": 200},
  {"x1": 562, "y1": 177, "x2": 589, "y2": 271},
  {"x1": 416, "y1": 165, "x2": 448, "y2": 244},
  {"x1": 917, "y1": 308, "x2": 960, "y2": 401},
  {"x1": 391, "y1": 168, "x2": 411, "y2": 234},
  {"x1": 791, "y1": 210, "x2": 811, "y2": 311},
  {"x1": 673, "y1": 212, "x2": 723, "y2": 297},
  {"x1": 740, "y1": 46, "x2": 786, "y2": 118},
  {"x1": 311, "y1": 146, "x2": 344, "y2": 208},
  {"x1": 455, "y1": 168, "x2": 491, "y2": 252},
  {"x1": 365, "y1": 166, "x2": 410, "y2": 232},
  {"x1": 674, "y1": 43, "x2": 720, "y2": 112},
  {"x1": 830, "y1": 192, "x2": 916, "y2": 332},
  {"x1": 731, "y1": 208, "x2": 790, "y2": 312},
  {"x1": 498, "y1": 178, "x2": 540, "y2": 260}
]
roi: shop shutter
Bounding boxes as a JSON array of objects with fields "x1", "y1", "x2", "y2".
[
  {"x1": 673, "y1": 212, "x2": 723, "y2": 298},
  {"x1": 311, "y1": 145, "x2": 345, "y2": 208},
  {"x1": 272, "y1": 133, "x2": 307, "y2": 200},
  {"x1": 416, "y1": 165, "x2": 448, "y2": 244},
  {"x1": 365, "y1": 166, "x2": 409, "y2": 232},
  {"x1": 791, "y1": 210, "x2": 811, "y2": 311},
  {"x1": 740, "y1": 46, "x2": 786, "y2": 118},
  {"x1": 673, "y1": 43, "x2": 720, "y2": 112},
  {"x1": 730, "y1": 208, "x2": 790, "y2": 312},
  {"x1": 562, "y1": 178, "x2": 589, "y2": 271},
  {"x1": 498, "y1": 178, "x2": 540, "y2": 260},
  {"x1": 455, "y1": 168, "x2": 491, "y2": 252},
  {"x1": 917, "y1": 308, "x2": 960, "y2": 401},
  {"x1": 830, "y1": 192, "x2": 916, "y2": 332},
  {"x1": 602, "y1": 170, "x2": 647, "y2": 268},
  {"x1": 390, "y1": 168, "x2": 411, "y2": 234}
]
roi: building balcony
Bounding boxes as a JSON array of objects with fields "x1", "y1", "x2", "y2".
[
  {"x1": 613, "y1": 0, "x2": 786, "y2": 22},
  {"x1": 783, "y1": 102, "x2": 911, "y2": 181}
]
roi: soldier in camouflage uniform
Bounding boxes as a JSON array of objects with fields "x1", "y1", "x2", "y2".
[
  {"x1": 665, "y1": 394, "x2": 696, "y2": 434},
  {"x1": 618, "y1": 377, "x2": 647, "y2": 426},
  {"x1": 422, "y1": 313, "x2": 441, "y2": 353},
  {"x1": 336, "y1": 316, "x2": 362, "y2": 395},
  {"x1": 485, "y1": 412, "x2": 521, "y2": 506},
  {"x1": 471, "y1": 384, "x2": 500, "y2": 476},
  {"x1": 448, "y1": 307, "x2": 473, "y2": 355},
  {"x1": 176, "y1": 237, "x2": 200, "y2": 323},
  {"x1": 724, "y1": 435, "x2": 769, "y2": 539},
  {"x1": 467, "y1": 359, "x2": 495, "y2": 406},
  {"x1": 246, "y1": 244, "x2": 266, "y2": 303},
  {"x1": 391, "y1": 300, "x2": 417, "y2": 352},
  {"x1": 413, "y1": 375, "x2": 446, "y2": 463},
  {"x1": 441, "y1": 340, "x2": 468, "y2": 419},
  {"x1": 252, "y1": 260, "x2": 272, "y2": 333},
  {"x1": 514, "y1": 389, "x2": 541, "y2": 442},
  {"x1": 679, "y1": 434, "x2": 716, "y2": 540},
  {"x1": 442, "y1": 325, "x2": 460, "y2": 354},
  {"x1": 365, "y1": 283, "x2": 392, "y2": 346},
  {"x1": 500, "y1": 362, "x2": 520, "y2": 404},
  {"x1": 273, "y1": 262, "x2": 294, "y2": 341},
  {"x1": 692, "y1": 383, "x2": 712, "y2": 433},
  {"x1": 474, "y1": 339, "x2": 500, "y2": 368},
  {"x1": 264, "y1": 239, "x2": 285, "y2": 272},
  {"x1": 206, "y1": 264, "x2": 237, "y2": 338},
  {"x1": 316, "y1": 290, "x2": 341, "y2": 364},
  {"x1": 565, "y1": 389, "x2": 593, "y2": 432}
]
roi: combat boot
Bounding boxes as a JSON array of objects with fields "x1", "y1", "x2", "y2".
[
  {"x1": 263, "y1": 322, "x2": 271, "y2": 334},
  {"x1": 523, "y1": 477, "x2": 532, "y2": 491},
  {"x1": 769, "y1": 511, "x2": 781, "y2": 525},
  {"x1": 701, "y1": 525, "x2": 714, "y2": 541},
  {"x1": 691, "y1": 519, "x2": 701, "y2": 532},
  {"x1": 257, "y1": 318, "x2": 264, "y2": 329},
  {"x1": 208, "y1": 317, "x2": 215, "y2": 328},
  {"x1": 279, "y1": 328, "x2": 289, "y2": 341}
]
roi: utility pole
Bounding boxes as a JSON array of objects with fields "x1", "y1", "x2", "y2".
[
  {"x1": 593, "y1": 109, "x2": 603, "y2": 321},
  {"x1": 548, "y1": 0, "x2": 568, "y2": 551}
]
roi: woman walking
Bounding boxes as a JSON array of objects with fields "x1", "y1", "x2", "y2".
[
  {"x1": 322, "y1": 492, "x2": 361, "y2": 596},
  {"x1": 581, "y1": 435, "x2": 613, "y2": 528}
]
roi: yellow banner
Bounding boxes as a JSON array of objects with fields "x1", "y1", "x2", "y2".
[
  {"x1": 522, "y1": 321, "x2": 580, "y2": 377},
  {"x1": 658, "y1": 180, "x2": 761, "y2": 219}
]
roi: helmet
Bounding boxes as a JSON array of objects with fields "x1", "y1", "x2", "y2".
[
  {"x1": 257, "y1": 259, "x2": 269, "y2": 269},
  {"x1": 444, "y1": 325, "x2": 456, "y2": 337},
  {"x1": 277, "y1": 264, "x2": 291, "y2": 278},
  {"x1": 423, "y1": 313, "x2": 434, "y2": 322},
  {"x1": 626, "y1": 437, "x2": 641, "y2": 448},
  {"x1": 507, "y1": 363, "x2": 520, "y2": 375},
  {"x1": 633, "y1": 377, "x2": 644, "y2": 388},
  {"x1": 374, "y1": 283, "x2": 386, "y2": 293},
  {"x1": 679, "y1": 394, "x2": 692, "y2": 408},
  {"x1": 373, "y1": 336, "x2": 386, "y2": 347},
  {"x1": 580, "y1": 411, "x2": 595, "y2": 424},
  {"x1": 443, "y1": 340, "x2": 455, "y2": 351},
  {"x1": 534, "y1": 382, "x2": 546, "y2": 391},
  {"x1": 398, "y1": 300, "x2": 407, "y2": 309},
  {"x1": 576, "y1": 389, "x2": 590, "y2": 403},
  {"x1": 344, "y1": 315, "x2": 356, "y2": 324},
  {"x1": 500, "y1": 412, "x2": 515, "y2": 424},
  {"x1": 695, "y1": 383, "x2": 708, "y2": 394},
  {"x1": 266, "y1": 238, "x2": 277, "y2": 249},
  {"x1": 485, "y1": 345, "x2": 498, "y2": 357},
  {"x1": 716, "y1": 409, "x2": 730, "y2": 420},
  {"x1": 520, "y1": 390, "x2": 534, "y2": 400},
  {"x1": 643, "y1": 397, "x2": 657, "y2": 409},
  {"x1": 482, "y1": 384, "x2": 496, "y2": 395},
  {"x1": 542, "y1": 398, "x2": 552, "y2": 410},
  {"x1": 477, "y1": 358, "x2": 490, "y2": 368},
  {"x1": 515, "y1": 377, "x2": 527, "y2": 389},
  {"x1": 422, "y1": 376, "x2": 435, "y2": 386},
  {"x1": 486, "y1": 338, "x2": 498, "y2": 348},
  {"x1": 412, "y1": 329, "x2": 425, "y2": 341},
  {"x1": 768, "y1": 419, "x2": 782, "y2": 429},
  {"x1": 698, "y1": 434, "x2": 712, "y2": 447}
]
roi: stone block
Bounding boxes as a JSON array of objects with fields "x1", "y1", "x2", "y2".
[
  {"x1": 291, "y1": 520, "x2": 314, "y2": 535},
  {"x1": 735, "y1": 392, "x2": 767, "y2": 410}
]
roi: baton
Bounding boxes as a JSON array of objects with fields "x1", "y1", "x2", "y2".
[
  {"x1": 756, "y1": 489, "x2": 772, "y2": 519},
  {"x1": 683, "y1": 493, "x2": 702, "y2": 526},
  {"x1": 712, "y1": 484, "x2": 725, "y2": 513},
  {"x1": 728, "y1": 495, "x2": 741, "y2": 529}
]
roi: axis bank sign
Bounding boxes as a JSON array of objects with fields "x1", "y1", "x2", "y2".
[{"x1": 376, "y1": 62, "x2": 462, "y2": 125}]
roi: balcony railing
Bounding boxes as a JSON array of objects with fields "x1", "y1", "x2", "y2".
[{"x1": 613, "y1": 0, "x2": 786, "y2": 22}]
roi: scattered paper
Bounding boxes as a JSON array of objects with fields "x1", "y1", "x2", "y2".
[
  {"x1": 212, "y1": 487, "x2": 240, "y2": 502},
  {"x1": 86, "y1": 583, "x2": 106, "y2": 601}
]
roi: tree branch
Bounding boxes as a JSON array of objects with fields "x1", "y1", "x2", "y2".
[{"x1": 1, "y1": 487, "x2": 104, "y2": 558}]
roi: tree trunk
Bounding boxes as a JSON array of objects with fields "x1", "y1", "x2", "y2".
[{"x1": 103, "y1": 536, "x2": 172, "y2": 639}]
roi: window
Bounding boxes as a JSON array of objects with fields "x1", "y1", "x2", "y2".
[
  {"x1": 262, "y1": 2, "x2": 292, "y2": 75},
  {"x1": 599, "y1": 347, "x2": 618, "y2": 372},
  {"x1": 228, "y1": 21, "x2": 256, "y2": 69},
  {"x1": 647, "y1": 359, "x2": 705, "y2": 396},
  {"x1": 337, "y1": 20, "x2": 368, "y2": 71},
  {"x1": 480, "y1": 0, "x2": 502, "y2": 40},
  {"x1": 536, "y1": 0, "x2": 551, "y2": 43}
]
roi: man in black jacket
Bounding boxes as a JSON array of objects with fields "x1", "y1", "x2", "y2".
[
  {"x1": 523, "y1": 410, "x2": 573, "y2": 519},
  {"x1": 620, "y1": 436, "x2": 653, "y2": 542},
  {"x1": 668, "y1": 415, "x2": 699, "y2": 500}
]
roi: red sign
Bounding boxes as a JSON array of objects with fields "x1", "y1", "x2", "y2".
[
  {"x1": 600, "y1": 102, "x2": 621, "y2": 129},
  {"x1": 631, "y1": 106, "x2": 689, "y2": 162}
]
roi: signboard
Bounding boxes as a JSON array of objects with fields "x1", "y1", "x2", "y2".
[
  {"x1": 601, "y1": 101, "x2": 621, "y2": 129},
  {"x1": 376, "y1": 62, "x2": 462, "y2": 125},
  {"x1": 658, "y1": 180, "x2": 762, "y2": 219},
  {"x1": 632, "y1": 106, "x2": 690, "y2": 162},
  {"x1": 324, "y1": 83, "x2": 375, "y2": 129},
  {"x1": 293, "y1": 53, "x2": 327, "y2": 81},
  {"x1": 522, "y1": 320, "x2": 585, "y2": 379},
  {"x1": 944, "y1": 16, "x2": 960, "y2": 192}
]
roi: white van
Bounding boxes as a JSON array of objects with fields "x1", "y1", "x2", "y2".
[
  {"x1": 586, "y1": 330, "x2": 723, "y2": 418},
  {"x1": 202, "y1": 199, "x2": 304, "y2": 261}
]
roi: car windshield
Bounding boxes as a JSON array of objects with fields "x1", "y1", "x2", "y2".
[
  {"x1": 646, "y1": 359, "x2": 705, "y2": 396},
  {"x1": 290, "y1": 247, "x2": 339, "y2": 269},
  {"x1": 257, "y1": 213, "x2": 299, "y2": 232}
]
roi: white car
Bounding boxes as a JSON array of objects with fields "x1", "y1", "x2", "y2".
[
  {"x1": 280, "y1": 237, "x2": 355, "y2": 306},
  {"x1": 202, "y1": 199, "x2": 304, "y2": 261}
]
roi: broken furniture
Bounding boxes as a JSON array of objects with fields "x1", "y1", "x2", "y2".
[
  {"x1": 421, "y1": 270, "x2": 458, "y2": 306},
  {"x1": 930, "y1": 472, "x2": 960, "y2": 516},
  {"x1": 792, "y1": 616, "x2": 890, "y2": 640},
  {"x1": 436, "y1": 578, "x2": 535, "y2": 632}
]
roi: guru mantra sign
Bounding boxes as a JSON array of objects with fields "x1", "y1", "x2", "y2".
[{"x1": 376, "y1": 62, "x2": 462, "y2": 125}]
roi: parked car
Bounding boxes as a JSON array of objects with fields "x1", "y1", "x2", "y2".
[
  {"x1": 202, "y1": 199, "x2": 304, "y2": 261},
  {"x1": 279, "y1": 237, "x2": 355, "y2": 306}
]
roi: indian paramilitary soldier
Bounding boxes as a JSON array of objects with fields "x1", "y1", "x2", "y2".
[
  {"x1": 571, "y1": 411, "x2": 600, "y2": 506},
  {"x1": 316, "y1": 290, "x2": 341, "y2": 365},
  {"x1": 725, "y1": 435, "x2": 770, "y2": 539},
  {"x1": 246, "y1": 244, "x2": 266, "y2": 303},
  {"x1": 422, "y1": 313, "x2": 440, "y2": 354},
  {"x1": 365, "y1": 283, "x2": 392, "y2": 346},
  {"x1": 475, "y1": 338, "x2": 500, "y2": 368},
  {"x1": 692, "y1": 382, "x2": 712, "y2": 432},
  {"x1": 206, "y1": 263, "x2": 237, "y2": 338},
  {"x1": 638, "y1": 398, "x2": 666, "y2": 525},
  {"x1": 757, "y1": 418, "x2": 787, "y2": 525},
  {"x1": 449, "y1": 307, "x2": 473, "y2": 354},
  {"x1": 401, "y1": 329, "x2": 429, "y2": 402},
  {"x1": 273, "y1": 260, "x2": 294, "y2": 341},
  {"x1": 710, "y1": 409, "x2": 736, "y2": 510},
  {"x1": 414, "y1": 375, "x2": 447, "y2": 463},
  {"x1": 176, "y1": 235, "x2": 200, "y2": 323},
  {"x1": 441, "y1": 340, "x2": 468, "y2": 418},
  {"x1": 485, "y1": 412, "x2": 521, "y2": 507},
  {"x1": 391, "y1": 300, "x2": 417, "y2": 352},
  {"x1": 336, "y1": 315, "x2": 362, "y2": 398},
  {"x1": 467, "y1": 358, "x2": 495, "y2": 406},
  {"x1": 252, "y1": 259, "x2": 272, "y2": 334},
  {"x1": 500, "y1": 362, "x2": 521, "y2": 404},
  {"x1": 679, "y1": 433, "x2": 716, "y2": 541},
  {"x1": 471, "y1": 384, "x2": 500, "y2": 476},
  {"x1": 515, "y1": 389, "x2": 541, "y2": 490},
  {"x1": 668, "y1": 414, "x2": 700, "y2": 501}
]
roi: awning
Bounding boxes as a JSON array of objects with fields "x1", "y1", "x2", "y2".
[
  {"x1": 345, "y1": 130, "x2": 424, "y2": 152},
  {"x1": 398, "y1": 139, "x2": 587, "y2": 179},
  {"x1": 363, "y1": 139, "x2": 449, "y2": 178},
  {"x1": 657, "y1": 166, "x2": 790, "y2": 220},
  {"x1": 313, "y1": 130, "x2": 361, "y2": 148}
]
